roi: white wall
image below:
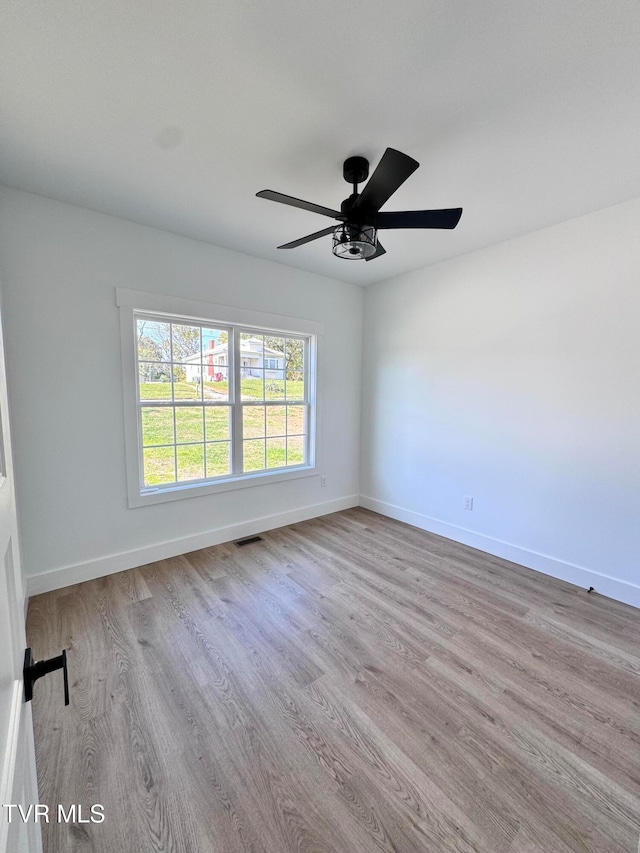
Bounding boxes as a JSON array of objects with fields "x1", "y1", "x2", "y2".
[
  {"x1": 1, "y1": 185, "x2": 638, "y2": 608},
  {"x1": 0, "y1": 188, "x2": 363, "y2": 592},
  {"x1": 361, "y1": 197, "x2": 640, "y2": 608}
]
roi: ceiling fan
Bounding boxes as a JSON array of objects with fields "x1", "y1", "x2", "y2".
[{"x1": 257, "y1": 147, "x2": 462, "y2": 261}]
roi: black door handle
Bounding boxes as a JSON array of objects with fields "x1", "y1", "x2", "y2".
[{"x1": 23, "y1": 647, "x2": 69, "y2": 706}]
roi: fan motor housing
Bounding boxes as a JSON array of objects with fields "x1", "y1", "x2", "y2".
[{"x1": 340, "y1": 193, "x2": 358, "y2": 215}]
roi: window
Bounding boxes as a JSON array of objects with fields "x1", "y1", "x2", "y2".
[{"x1": 118, "y1": 291, "x2": 320, "y2": 507}]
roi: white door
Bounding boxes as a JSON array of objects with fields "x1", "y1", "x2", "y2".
[{"x1": 0, "y1": 293, "x2": 42, "y2": 853}]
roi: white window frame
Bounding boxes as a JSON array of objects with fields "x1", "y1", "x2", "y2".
[{"x1": 117, "y1": 289, "x2": 322, "y2": 508}]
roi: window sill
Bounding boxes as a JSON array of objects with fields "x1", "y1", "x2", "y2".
[{"x1": 128, "y1": 464, "x2": 317, "y2": 508}]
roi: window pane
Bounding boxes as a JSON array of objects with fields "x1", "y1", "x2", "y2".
[
  {"x1": 137, "y1": 319, "x2": 171, "y2": 362},
  {"x1": 266, "y1": 437, "x2": 286, "y2": 469},
  {"x1": 141, "y1": 407, "x2": 174, "y2": 447},
  {"x1": 243, "y1": 406, "x2": 265, "y2": 439},
  {"x1": 264, "y1": 337, "x2": 285, "y2": 370},
  {"x1": 286, "y1": 405, "x2": 305, "y2": 436},
  {"x1": 265, "y1": 371, "x2": 285, "y2": 400},
  {"x1": 285, "y1": 368, "x2": 304, "y2": 400},
  {"x1": 241, "y1": 369, "x2": 264, "y2": 401},
  {"x1": 139, "y1": 363, "x2": 172, "y2": 400},
  {"x1": 241, "y1": 332, "x2": 263, "y2": 357},
  {"x1": 204, "y1": 376, "x2": 229, "y2": 402},
  {"x1": 175, "y1": 407, "x2": 204, "y2": 443},
  {"x1": 287, "y1": 435, "x2": 305, "y2": 466},
  {"x1": 266, "y1": 405, "x2": 286, "y2": 437},
  {"x1": 177, "y1": 444, "x2": 204, "y2": 482},
  {"x1": 143, "y1": 446, "x2": 176, "y2": 486},
  {"x1": 285, "y1": 338, "x2": 303, "y2": 364},
  {"x1": 202, "y1": 328, "x2": 230, "y2": 400},
  {"x1": 172, "y1": 323, "x2": 201, "y2": 362},
  {"x1": 285, "y1": 339, "x2": 305, "y2": 400},
  {"x1": 205, "y1": 407, "x2": 230, "y2": 441},
  {"x1": 173, "y1": 365, "x2": 203, "y2": 400},
  {"x1": 202, "y1": 328, "x2": 228, "y2": 353},
  {"x1": 243, "y1": 439, "x2": 265, "y2": 472},
  {"x1": 205, "y1": 442, "x2": 231, "y2": 477},
  {"x1": 240, "y1": 334, "x2": 264, "y2": 400}
]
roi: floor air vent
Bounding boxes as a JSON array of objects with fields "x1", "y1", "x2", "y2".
[{"x1": 234, "y1": 535, "x2": 264, "y2": 547}]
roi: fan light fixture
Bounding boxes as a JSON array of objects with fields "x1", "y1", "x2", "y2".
[{"x1": 332, "y1": 223, "x2": 377, "y2": 260}]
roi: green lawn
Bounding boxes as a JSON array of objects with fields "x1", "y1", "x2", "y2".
[
  {"x1": 143, "y1": 442, "x2": 231, "y2": 485},
  {"x1": 242, "y1": 405, "x2": 304, "y2": 438},
  {"x1": 243, "y1": 436, "x2": 304, "y2": 472},
  {"x1": 141, "y1": 406, "x2": 230, "y2": 445},
  {"x1": 141, "y1": 401, "x2": 305, "y2": 487},
  {"x1": 240, "y1": 377, "x2": 304, "y2": 401},
  {"x1": 139, "y1": 381, "x2": 228, "y2": 401},
  {"x1": 139, "y1": 378, "x2": 304, "y2": 402}
]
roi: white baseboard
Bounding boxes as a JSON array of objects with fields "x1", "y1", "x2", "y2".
[
  {"x1": 360, "y1": 495, "x2": 640, "y2": 610},
  {"x1": 27, "y1": 495, "x2": 359, "y2": 597},
  {"x1": 27, "y1": 492, "x2": 640, "y2": 611}
]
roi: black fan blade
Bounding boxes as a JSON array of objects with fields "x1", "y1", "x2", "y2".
[
  {"x1": 353, "y1": 148, "x2": 419, "y2": 215},
  {"x1": 365, "y1": 240, "x2": 386, "y2": 261},
  {"x1": 257, "y1": 190, "x2": 342, "y2": 220},
  {"x1": 278, "y1": 226, "x2": 335, "y2": 249},
  {"x1": 375, "y1": 208, "x2": 462, "y2": 230}
]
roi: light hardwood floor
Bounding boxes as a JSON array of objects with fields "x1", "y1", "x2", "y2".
[{"x1": 27, "y1": 508, "x2": 640, "y2": 852}]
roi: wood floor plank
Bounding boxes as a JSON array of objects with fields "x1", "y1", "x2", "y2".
[{"x1": 27, "y1": 508, "x2": 640, "y2": 853}]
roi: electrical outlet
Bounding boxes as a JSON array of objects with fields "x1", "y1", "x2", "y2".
[
  {"x1": 463, "y1": 496, "x2": 473, "y2": 511},
  {"x1": 320, "y1": 475, "x2": 327, "y2": 487}
]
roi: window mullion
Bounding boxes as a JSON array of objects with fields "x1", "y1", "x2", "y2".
[
  {"x1": 170, "y1": 322, "x2": 178, "y2": 484},
  {"x1": 231, "y1": 327, "x2": 243, "y2": 475}
]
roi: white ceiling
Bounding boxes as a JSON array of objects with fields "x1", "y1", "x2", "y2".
[{"x1": 2, "y1": 0, "x2": 640, "y2": 285}]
